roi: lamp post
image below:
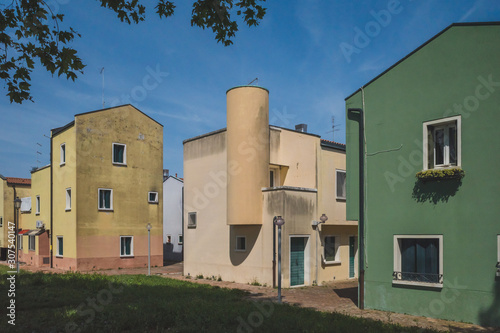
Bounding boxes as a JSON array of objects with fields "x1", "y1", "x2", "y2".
[
  {"x1": 313, "y1": 214, "x2": 328, "y2": 285},
  {"x1": 146, "y1": 223, "x2": 152, "y2": 276},
  {"x1": 273, "y1": 216, "x2": 285, "y2": 303},
  {"x1": 14, "y1": 197, "x2": 21, "y2": 273}
]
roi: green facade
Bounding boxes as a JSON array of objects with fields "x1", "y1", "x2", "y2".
[{"x1": 345, "y1": 23, "x2": 500, "y2": 327}]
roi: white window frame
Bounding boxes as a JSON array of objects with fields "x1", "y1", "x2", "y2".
[
  {"x1": 28, "y1": 235, "x2": 35, "y2": 251},
  {"x1": 323, "y1": 235, "x2": 341, "y2": 264},
  {"x1": 497, "y1": 235, "x2": 500, "y2": 263},
  {"x1": 423, "y1": 116, "x2": 461, "y2": 170},
  {"x1": 178, "y1": 234, "x2": 183, "y2": 245},
  {"x1": 57, "y1": 236, "x2": 63, "y2": 257},
  {"x1": 98, "y1": 188, "x2": 113, "y2": 211},
  {"x1": 66, "y1": 188, "x2": 72, "y2": 211},
  {"x1": 36, "y1": 195, "x2": 40, "y2": 215},
  {"x1": 187, "y1": 212, "x2": 197, "y2": 228},
  {"x1": 235, "y1": 236, "x2": 246, "y2": 252},
  {"x1": 336, "y1": 169, "x2": 346, "y2": 200},
  {"x1": 18, "y1": 235, "x2": 23, "y2": 250},
  {"x1": 112, "y1": 143, "x2": 127, "y2": 165},
  {"x1": 120, "y1": 236, "x2": 133, "y2": 257},
  {"x1": 393, "y1": 235, "x2": 443, "y2": 289},
  {"x1": 60, "y1": 143, "x2": 66, "y2": 166},
  {"x1": 148, "y1": 192, "x2": 159, "y2": 203}
]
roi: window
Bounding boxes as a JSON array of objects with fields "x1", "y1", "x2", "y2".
[
  {"x1": 120, "y1": 236, "x2": 133, "y2": 257},
  {"x1": 166, "y1": 235, "x2": 172, "y2": 243},
  {"x1": 148, "y1": 192, "x2": 158, "y2": 203},
  {"x1": 36, "y1": 195, "x2": 40, "y2": 214},
  {"x1": 57, "y1": 236, "x2": 63, "y2": 257},
  {"x1": 336, "y1": 170, "x2": 346, "y2": 200},
  {"x1": 98, "y1": 189, "x2": 113, "y2": 210},
  {"x1": 112, "y1": 143, "x2": 126, "y2": 165},
  {"x1": 188, "y1": 212, "x2": 197, "y2": 228},
  {"x1": 29, "y1": 235, "x2": 35, "y2": 251},
  {"x1": 66, "y1": 188, "x2": 72, "y2": 211},
  {"x1": 324, "y1": 235, "x2": 340, "y2": 263},
  {"x1": 178, "y1": 234, "x2": 183, "y2": 245},
  {"x1": 0, "y1": 216, "x2": 2, "y2": 227},
  {"x1": 236, "y1": 236, "x2": 246, "y2": 251},
  {"x1": 60, "y1": 143, "x2": 66, "y2": 165},
  {"x1": 18, "y1": 235, "x2": 23, "y2": 250},
  {"x1": 423, "y1": 116, "x2": 461, "y2": 170},
  {"x1": 394, "y1": 235, "x2": 443, "y2": 287},
  {"x1": 269, "y1": 167, "x2": 280, "y2": 187}
]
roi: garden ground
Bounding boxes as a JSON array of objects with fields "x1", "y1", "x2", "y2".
[{"x1": 1, "y1": 262, "x2": 498, "y2": 332}]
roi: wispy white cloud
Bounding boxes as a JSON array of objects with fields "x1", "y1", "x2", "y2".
[{"x1": 459, "y1": 0, "x2": 480, "y2": 22}]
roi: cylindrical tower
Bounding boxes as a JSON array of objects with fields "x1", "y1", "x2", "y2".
[{"x1": 226, "y1": 86, "x2": 270, "y2": 225}]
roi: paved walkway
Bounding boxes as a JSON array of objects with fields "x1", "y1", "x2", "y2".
[{"x1": 4, "y1": 262, "x2": 499, "y2": 332}]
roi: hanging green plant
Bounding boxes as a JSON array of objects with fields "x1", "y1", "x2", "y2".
[{"x1": 416, "y1": 167, "x2": 465, "y2": 181}]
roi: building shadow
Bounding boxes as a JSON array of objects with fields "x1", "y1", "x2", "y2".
[
  {"x1": 412, "y1": 178, "x2": 462, "y2": 204},
  {"x1": 333, "y1": 286, "x2": 358, "y2": 305},
  {"x1": 478, "y1": 276, "x2": 500, "y2": 328}
]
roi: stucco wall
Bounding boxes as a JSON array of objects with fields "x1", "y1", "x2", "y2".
[
  {"x1": 345, "y1": 24, "x2": 500, "y2": 326},
  {"x1": 163, "y1": 177, "x2": 183, "y2": 262}
]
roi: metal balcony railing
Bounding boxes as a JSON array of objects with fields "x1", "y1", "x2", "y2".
[{"x1": 393, "y1": 271, "x2": 443, "y2": 284}]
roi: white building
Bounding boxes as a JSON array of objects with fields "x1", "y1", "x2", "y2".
[{"x1": 163, "y1": 173, "x2": 183, "y2": 262}]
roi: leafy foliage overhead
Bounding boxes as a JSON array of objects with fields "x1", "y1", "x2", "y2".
[{"x1": 0, "y1": 0, "x2": 267, "y2": 104}]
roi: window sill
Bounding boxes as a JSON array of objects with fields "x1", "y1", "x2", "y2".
[
  {"x1": 323, "y1": 260, "x2": 341, "y2": 265},
  {"x1": 392, "y1": 280, "x2": 443, "y2": 289},
  {"x1": 120, "y1": 255, "x2": 134, "y2": 258},
  {"x1": 112, "y1": 163, "x2": 127, "y2": 167},
  {"x1": 60, "y1": 163, "x2": 65, "y2": 167},
  {"x1": 187, "y1": 225, "x2": 196, "y2": 229},
  {"x1": 98, "y1": 209, "x2": 114, "y2": 212},
  {"x1": 56, "y1": 255, "x2": 63, "y2": 258},
  {"x1": 235, "y1": 249, "x2": 247, "y2": 252},
  {"x1": 148, "y1": 201, "x2": 159, "y2": 204},
  {"x1": 336, "y1": 198, "x2": 346, "y2": 202},
  {"x1": 65, "y1": 209, "x2": 71, "y2": 212},
  {"x1": 35, "y1": 213, "x2": 40, "y2": 216}
]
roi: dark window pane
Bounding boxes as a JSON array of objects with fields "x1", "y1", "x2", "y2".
[
  {"x1": 114, "y1": 145, "x2": 124, "y2": 163},
  {"x1": 337, "y1": 172, "x2": 346, "y2": 198},
  {"x1": 401, "y1": 238, "x2": 439, "y2": 283},
  {"x1": 324, "y1": 236, "x2": 336, "y2": 261},
  {"x1": 270, "y1": 170, "x2": 274, "y2": 187},
  {"x1": 449, "y1": 126, "x2": 457, "y2": 165},
  {"x1": 434, "y1": 129, "x2": 444, "y2": 165}
]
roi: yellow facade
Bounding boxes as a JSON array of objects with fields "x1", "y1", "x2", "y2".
[
  {"x1": 16, "y1": 105, "x2": 163, "y2": 271},
  {"x1": 18, "y1": 167, "x2": 50, "y2": 266},
  {"x1": 184, "y1": 86, "x2": 357, "y2": 287},
  {"x1": 0, "y1": 176, "x2": 31, "y2": 259}
]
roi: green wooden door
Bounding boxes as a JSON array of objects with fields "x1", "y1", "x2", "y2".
[
  {"x1": 349, "y1": 236, "x2": 355, "y2": 278},
  {"x1": 290, "y1": 237, "x2": 306, "y2": 286}
]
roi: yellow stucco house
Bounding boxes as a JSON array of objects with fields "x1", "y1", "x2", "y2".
[
  {"x1": 18, "y1": 105, "x2": 164, "y2": 271},
  {"x1": 183, "y1": 86, "x2": 357, "y2": 287},
  {"x1": 0, "y1": 176, "x2": 31, "y2": 261}
]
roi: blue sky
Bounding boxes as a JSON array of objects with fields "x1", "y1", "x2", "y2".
[{"x1": 1, "y1": 0, "x2": 499, "y2": 179}]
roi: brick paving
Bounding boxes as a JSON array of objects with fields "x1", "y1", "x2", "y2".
[{"x1": 4, "y1": 262, "x2": 499, "y2": 332}]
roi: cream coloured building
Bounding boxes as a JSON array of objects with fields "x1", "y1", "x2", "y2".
[
  {"x1": 18, "y1": 105, "x2": 163, "y2": 271},
  {"x1": 183, "y1": 86, "x2": 357, "y2": 287}
]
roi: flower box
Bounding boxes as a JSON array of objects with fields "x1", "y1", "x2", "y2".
[{"x1": 416, "y1": 168, "x2": 465, "y2": 181}]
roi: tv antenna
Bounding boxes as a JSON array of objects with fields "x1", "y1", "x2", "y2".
[
  {"x1": 248, "y1": 78, "x2": 258, "y2": 85},
  {"x1": 326, "y1": 116, "x2": 341, "y2": 142},
  {"x1": 100, "y1": 67, "x2": 105, "y2": 108}
]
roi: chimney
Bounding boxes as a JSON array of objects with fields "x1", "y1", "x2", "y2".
[
  {"x1": 163, "y1": 169, "x2": 169, "y2": 181},
  {"x1": 295, "y1": 124, "x2": 308, "y2": 133}
]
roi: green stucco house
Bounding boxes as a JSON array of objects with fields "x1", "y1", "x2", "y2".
[{"x1": 345, "y1": 22, "x2": 500, "y2": 327}]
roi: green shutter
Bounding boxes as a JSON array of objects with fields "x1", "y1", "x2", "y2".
[{"x1": 290, "y1": 237, "x2": 305, "y2": 286}]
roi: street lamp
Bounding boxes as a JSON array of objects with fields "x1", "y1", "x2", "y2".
[
  {"x1": 273, "y1": 216, "x2": 285, "y2": 303},
  {"x1": 14, "y1": 197, "x2": 21, "y2": 273},
  {"x1": 312, "y1": 214, "x2": 328, "y2": 285},
  {"x1": 146, "y1": 223, "x2": 152, "y2": 276}
]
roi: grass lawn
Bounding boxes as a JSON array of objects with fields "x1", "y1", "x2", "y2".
[{"x1": 0, "y1": 266, "x2": 442, "y2": 333}]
